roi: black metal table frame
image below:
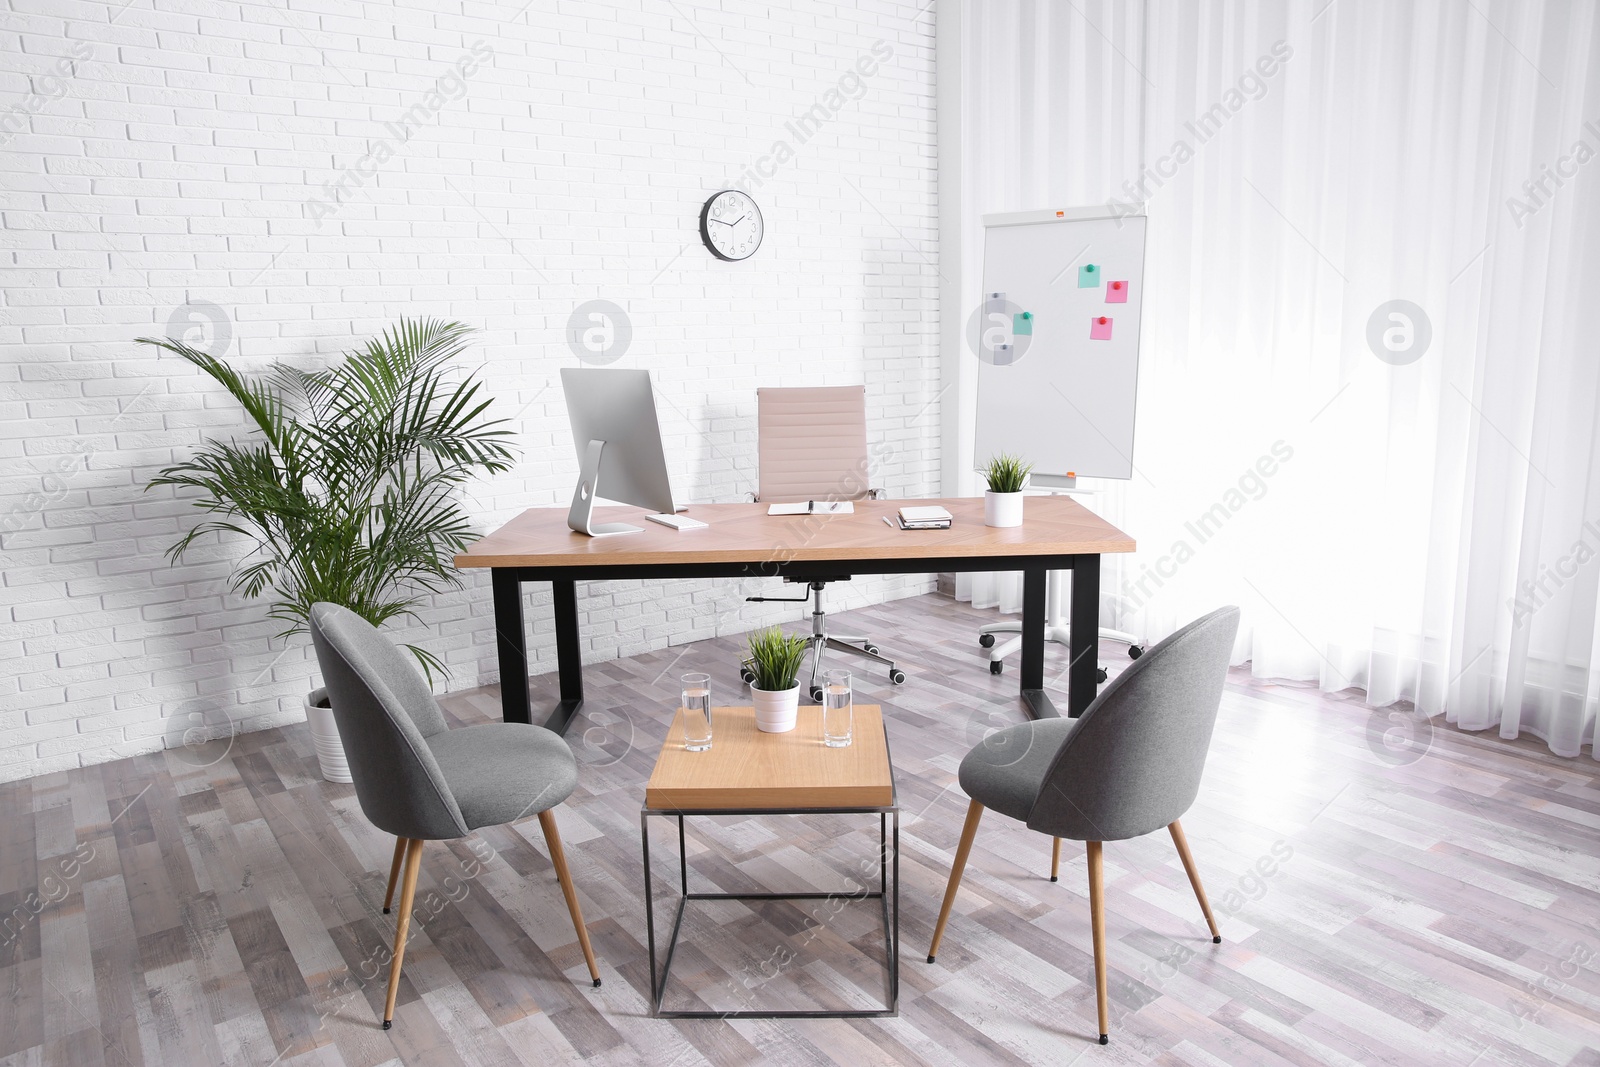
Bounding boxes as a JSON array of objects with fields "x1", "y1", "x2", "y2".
[
  {"x1": 490, "y1": 553, "x2": 1102, "y2": 734},
  {"x1": 640, "y1": 803, "x2": 900, "y2": 1019}
]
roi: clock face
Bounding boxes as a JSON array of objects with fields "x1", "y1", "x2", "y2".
[{"x1": 699, "y1": 190, "x2": 763, "y2": 261}]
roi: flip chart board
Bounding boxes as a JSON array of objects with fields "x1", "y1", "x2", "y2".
[{"x1": 973, "y1": 207, "x2": 1147, "y2": 481}]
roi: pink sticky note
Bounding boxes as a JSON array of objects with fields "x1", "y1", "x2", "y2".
[
  {"x1": 1106, "y1": 280, "x2": 1128, "y2": 303},
  {"x1": 1090, "y1": 316, "x2": 1113, "y2": 340}
]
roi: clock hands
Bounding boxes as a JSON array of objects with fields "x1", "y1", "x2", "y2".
[{"x1": 709, "y1": 215, "x2": 747, "y2": 228}]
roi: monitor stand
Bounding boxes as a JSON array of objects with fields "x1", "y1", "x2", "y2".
[{"x1": 567, "y1": 439, "x2": 643, "y2": 536}]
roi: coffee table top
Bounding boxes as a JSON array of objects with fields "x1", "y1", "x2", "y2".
[{"x1": 644, "y1": 706, "x2": 894, "y2": 811}]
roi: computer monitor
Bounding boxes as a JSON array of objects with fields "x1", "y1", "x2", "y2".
[{"x1": 561, "y1": 368, "x2": 679, "y2": 536}]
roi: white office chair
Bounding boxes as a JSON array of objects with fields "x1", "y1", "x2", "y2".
[{"x1": 742, "y1": 385, "x2": 907, "y2": 700}]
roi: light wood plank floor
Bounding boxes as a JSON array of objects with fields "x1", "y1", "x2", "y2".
[{"x1": 2, "y1": 593, "x2": 1598, "y2": 1066}]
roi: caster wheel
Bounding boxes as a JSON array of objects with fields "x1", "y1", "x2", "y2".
[
  {"x1": 990, "y1": 660, "x2": 1003, "y2": 676},
  {"x1": 863, "y1": 644, "x2": 881, "y2": 656},
  {"x1": 1128, "y1": 644, "x2": 1144, "y2": 659},
  {"x1": 740, "y1": 668, "x2": 755, "y2": 684},
  {"x1": 809, "y1": 686, "x2": 824, "y2": 702},
  {"x1": 889, "y1": 669, "x2": 906, "y2": 685},
  {"x1": 978, "y1": 633, "x2": 996, "y2": 648},
  {"x1": 1096, "y1": 667, "x2": 1109, "y2": 684}
]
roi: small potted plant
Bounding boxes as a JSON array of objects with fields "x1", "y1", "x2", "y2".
[
  {"x1": 745, "y1": 627, "x2": 809, "y2": 733},
  {"x1": 982, "y1": 452, "x2": 1033, "y2": 527}
]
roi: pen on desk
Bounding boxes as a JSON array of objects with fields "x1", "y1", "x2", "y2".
[{"x1": 882, "y1": 516, "x2": 895, "y2": 528}]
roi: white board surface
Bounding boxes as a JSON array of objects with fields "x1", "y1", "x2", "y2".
[{"x1": 973, "y1": 208, "x2": 1146, "y2": 481}]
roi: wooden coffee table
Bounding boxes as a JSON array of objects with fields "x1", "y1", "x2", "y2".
[{"x1": 640, "y1": 705, "x2": 899, "y2": 1018}]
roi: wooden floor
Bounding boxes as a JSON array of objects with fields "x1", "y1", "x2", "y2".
[{"x1": 2, "y1": 593, "x2": 1598, "y2": 1067}]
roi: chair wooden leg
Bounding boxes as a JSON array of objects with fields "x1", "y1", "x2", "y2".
[
  {"x1": 1086, "y1": 840, "x2": 1109, "y2": 1045},
  {"x1": 1050, "y1": 837, "x2": 1062, "y2": 882},
  {"x1": 927, "y1": 799, "x2": 984, "y2": 964},
  {"x1": 538, "y1": 810, "x2": 602, "y2": 988},
  {"x1": 383, "y1": 838, "x2": 423, "y2": 1030},
  {"x1": 1168, "y1": 820, "x2": 1221, "y2": 943},
  {"x1": 383, "y1": 837, "x2": 407, "y2": 914}
]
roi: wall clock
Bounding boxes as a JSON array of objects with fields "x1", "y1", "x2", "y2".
[{"x1": 699, "y1": 189, "x2": 764, "y2": 261}]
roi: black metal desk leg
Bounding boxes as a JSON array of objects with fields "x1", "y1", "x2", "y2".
[
  {"x1": 492, "y1": 569, "x2": 532, "y2": 725},
  {"x1": 492, "y1": 571, "x2": 585, "y2": 734},
  {"x1": 1067, "y1": 553, "x2": 1101, "y2": 718},
  {"x1": 546, "y1": 579, "x2": 584, "y2": 734},
  {"x1": 1020, "y1": 565, "x2": 1059, "y2": 719}
]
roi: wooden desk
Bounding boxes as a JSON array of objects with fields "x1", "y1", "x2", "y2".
[
  {"x1": 454, "y1": 495, "x2": 1135, "y2": 731},
  {"x1": 645, "y1": 705, "x2": 894, "y2": 810}
]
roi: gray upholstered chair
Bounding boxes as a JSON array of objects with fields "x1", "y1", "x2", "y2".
[
  {"x1": 926, "y1": 605, "x2": 1240, "y2": 1046},
  {"x1": 309, "y1": 603, "x2": 601, "y2": 1031}
]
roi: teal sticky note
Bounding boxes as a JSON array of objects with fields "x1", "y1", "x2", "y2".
[
  {"x1": 1078, "y1": 263, "x2": 1100, "y2": 287},
  {"x1": 1013, "y1": 311, "x2": 1033, "y2": 335}
]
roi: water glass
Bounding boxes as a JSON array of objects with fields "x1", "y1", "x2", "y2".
[
  {"x1": 822, "y1": 670, "x2": 853, "y2": 748},
  {"x1": 681, "y1": 673, "x2": 712, "y2": 751}
]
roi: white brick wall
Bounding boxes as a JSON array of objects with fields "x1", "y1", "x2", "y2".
[{"x1": 0, "y1": 0, "x2": 940, "y2": 782}]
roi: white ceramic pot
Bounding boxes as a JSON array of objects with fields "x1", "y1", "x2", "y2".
[
  {"x1": 984, "y1": 490, "x2": 1025, "y2": 528},
  {"x1": 751, "y1": 684, "x2": 800, "y2": 733},
  {"x1": 306, "y1": 687, "x2": 353, "y2": 784}
]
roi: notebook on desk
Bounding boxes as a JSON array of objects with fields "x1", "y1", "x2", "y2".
[
  {"x1": 897, "y1": 505, "x2": 952, "y2": 530},
  {"x1": 768, "y1": 500, "x2": 854, "y2": 516}
]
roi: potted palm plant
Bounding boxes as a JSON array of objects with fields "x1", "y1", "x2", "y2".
[
  {"x1": 745, "y1": 627, "x2": 809, "y2": 733},
  {"x1": 982, "y1": 452, "x2": 1033, "y2": 528},
  {"x1": 140, "y1": 319, "x2": 516, "y2": 782}
]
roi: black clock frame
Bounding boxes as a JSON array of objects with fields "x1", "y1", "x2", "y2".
[{"x1": 698, "y1": 190, "x2": 763, "y2": 261}]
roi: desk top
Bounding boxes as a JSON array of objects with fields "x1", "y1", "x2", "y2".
[
  {"x1": 644, "y1": 706, "x2": 894, "y2": 811},
  {"x1": 456, "y1": 496, "x2": 1134, "y2": 569}
]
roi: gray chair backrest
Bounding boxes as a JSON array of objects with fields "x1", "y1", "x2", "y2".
[
  {"x1": 1026, "y1": 606, "x2": 1240, "y2": 842},
  {"x1": 756, "y1": 385, "x2": 873, "y2": 503},
  {"x1": 309, "y1": 603, "x2": 469, "y2": 841}
]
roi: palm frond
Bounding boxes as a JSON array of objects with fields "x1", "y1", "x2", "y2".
[{"x1": 144, "y1": 318, "x2": 515, "y2": 681}]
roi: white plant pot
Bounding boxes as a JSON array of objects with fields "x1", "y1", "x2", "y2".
[
  {"x1": 984, "y1": 490, "x2": 1025, "y2": 528},
  {"x1": 751, "y1": 684, "x2": 800, "y2": 733},
  {"x1": 306, "y1": 687, "x2": 353, "y2": 784}
]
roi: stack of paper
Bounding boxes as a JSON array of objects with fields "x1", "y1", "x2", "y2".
[{"x1": 897, "y1": 505, "x2": 953, "y2": 530}]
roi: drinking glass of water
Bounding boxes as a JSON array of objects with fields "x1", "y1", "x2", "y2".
[
  {"x1": 681, "y1": 673, "x2": 712, "y2": 751},
  {"x1": 822, "y1": 670, "x2": 853, "y2": 748}
]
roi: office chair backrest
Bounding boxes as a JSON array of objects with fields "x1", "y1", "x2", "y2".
[
  {"x1": 1026, "y1": 606, "x2": 1240, "y2": 842},
  {"x1": 756, "y1": 385, "x2": 872, "y2": 503},
  {"x1": 309, "y1": 603, "x2": 469, "y2": 841}
]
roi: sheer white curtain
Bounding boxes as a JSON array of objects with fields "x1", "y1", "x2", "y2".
[{"x1": 953, "y1": 0, "x2": 1600, "y2": 759}]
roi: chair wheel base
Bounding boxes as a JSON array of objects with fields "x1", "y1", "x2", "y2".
[
  {"x1": 926, "y1": 954, "x2": 936, "y2": 964},
  {"x1": 383, "y1": 1020, "x2": 393, "y2": 1031},
  {"x1": 593, "y1": 977, "x2": 602, "y2": 988},
  {"x1": 1098, "y1": 1034, "x2": 1108, "y2": 1045},
  {"x1": 1213, "y1": 935, "x2": 1222, "y2": 943}
]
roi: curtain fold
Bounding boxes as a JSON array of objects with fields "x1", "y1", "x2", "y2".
[{"x1": 955, "y1": 0, "x2": 1600, "y2": 758}]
